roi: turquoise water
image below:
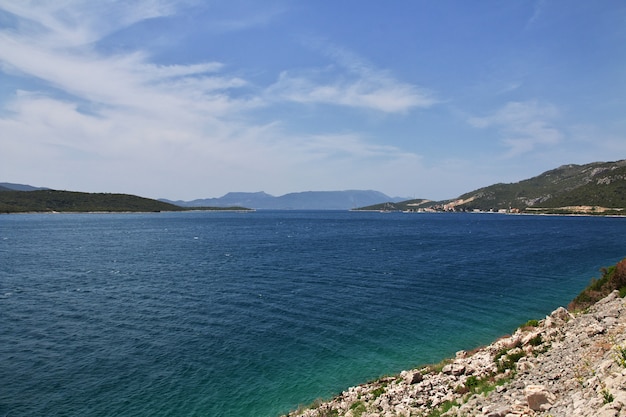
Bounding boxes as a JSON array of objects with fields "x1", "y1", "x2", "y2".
[{"x1": 1, "y1": 211, "x2": 625, "y2": 416}]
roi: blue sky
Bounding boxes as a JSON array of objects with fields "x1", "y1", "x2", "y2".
[{"x1": 1, "y1": 1, "x2": 624, "y2": 200}]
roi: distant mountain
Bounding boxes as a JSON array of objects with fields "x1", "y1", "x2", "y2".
[
  {"x1": 0, "y1": 182, "x2": 50, "y2": 192},
  {"x1": 163, "y1": 190, "x2": 403, "y2": 210}
]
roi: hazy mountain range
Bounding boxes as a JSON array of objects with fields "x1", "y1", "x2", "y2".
[
  {"x1": 160, "y1": 190, "x2": 407, "y2": 210},
  {"x1": 0, "y1": 182, "x2": 49, "y2": 192}
]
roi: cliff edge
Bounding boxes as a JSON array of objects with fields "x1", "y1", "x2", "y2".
[{"x1": 284, "y1": 290, "x2": 626, "y2": 417}]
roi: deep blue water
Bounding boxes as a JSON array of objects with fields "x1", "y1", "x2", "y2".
[{"x1": 1, "y1": 211, "x2": 626, "y2": 417}]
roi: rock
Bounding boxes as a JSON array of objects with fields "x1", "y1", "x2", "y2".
[
  {"x1": 484, "y1": 406, "x2": 511, "y2": 416},
  {"x1": 283, "y1": 291, "x2": 626, "y2": 417},
  {"x1": 404, "y1": 370, "x2": 423, "y2": 384},
  {"x1": 596, "y1": 403, "x2": 618, "y2": 417},
  {"x1": 586, "y1": 322, "x2": 606, "y2": 336},
  {"x1": 442, "y1": 363, "x2": 466, "y2": 376},
  {"x1": 524, "y1": 384, "x2": 555, "y2": 411},
  {"x1": 550, "y1": 306, "x2": 573, "y2": 323},
  {"x1": 596, "y1": 290, "x2": 619, "y2": 305}
]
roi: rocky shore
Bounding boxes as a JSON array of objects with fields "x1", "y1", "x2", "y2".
[{"x1": 283, "y1": 290, "x2": 626, "y2": 417}]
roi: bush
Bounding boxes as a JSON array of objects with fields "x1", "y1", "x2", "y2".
[
  {"x1": 602, "y1": 389, "x2": 614, "y2": 404},
  {"x1": 427, "y1": 400, "x2": 459, "y2": 417},
  {"x1": 528, "y1": 334, "x2": 543, "y2": 346},
  {"x1": 370, "y1": 386, "x2": 386, "y2": 399},
  {"x1": 611, "y1": 260, "x2": 626, "y2": 289},
  {"x1": 495, "y1": 348, "x2": 526, "y2": 373},
  {"x1": 349, "y1": 401, "x2": 366, "y2": 417},
  {"x1": 615, "y1": 345, "x2": 626, "y2": 368},
  {"x1": 569, "y1": 259, "x2": 626, "y2": 311}
]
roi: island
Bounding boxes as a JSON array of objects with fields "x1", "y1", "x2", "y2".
[{"x1": 0, "y1": 189, "x2": 253, "y2": 213}]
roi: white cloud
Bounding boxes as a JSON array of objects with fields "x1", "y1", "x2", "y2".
[
  {"x1": 0, "y1": 1, "x2": 438, "y2": 199},
  {"x1": 269, "y1": 70, "x2": 433, "y2": 113},
  {"x1": 468, "y1": 101, "x2": 563, "y2": 157},
  {"x1": 267, "y1": 43, "x2": 436, "y2": 114},
  {"x1": 208, "y1": 6, "x2": 288, "y2": 33},
  {"x1": 0, "y1": 0, "x2": 176, "y2": 47}
]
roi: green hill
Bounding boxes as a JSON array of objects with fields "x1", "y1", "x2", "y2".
[
  {"x1": 355, "y1": 160, "x2": 626, "y2": 215},
  {"x1": 0, "y1": 189, "x2": 253, "y2": 213},
  {"x1": 0, "y1": 190, "x2": 185, "y2": 213},
  {"x1": 454, "y1": 160, "x2": 626, "y2": 214},
  {"x1": 351, "y1": 199, "x2": 439, "y2": 212}
]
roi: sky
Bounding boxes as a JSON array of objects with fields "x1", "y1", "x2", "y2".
[{"x1": 0, "y1": 1, "x2": 625, "y2": 201}]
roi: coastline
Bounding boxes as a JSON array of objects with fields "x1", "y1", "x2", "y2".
[
  {"x1": 0, "y1": 207, "x2": 255, "y2": 215},
  {"x1": 283, "y1": 272, "x2": 626, "y2": 416}
]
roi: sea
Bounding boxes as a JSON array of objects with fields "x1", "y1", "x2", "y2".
[{"x1": 1, "y1": 210, "x2": 626, "y2": 417}]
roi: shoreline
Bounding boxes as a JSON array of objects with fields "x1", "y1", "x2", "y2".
[
  {"x1": 283, "y1": 269, "x2": 626, "y2": 417},
  {"x1": 0, "y1": 208, "x2": 255, "y2": 215}
]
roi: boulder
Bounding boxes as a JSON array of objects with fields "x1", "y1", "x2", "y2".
[
  {"x1": 549, "y1": 306, "x2": 573, "y2": 323},
  {"x1": 524, "y1": 384, "x2": 556, "y2": 411},
  {"x1": 404, "y1": 370, "x2": 423, "y2": 384},
  {"x1": 585, "y1": 322, "x2": 606, "y2": 336},
  {"x1": 442, "y1": 363, "x2": 466, "y2": 376}
]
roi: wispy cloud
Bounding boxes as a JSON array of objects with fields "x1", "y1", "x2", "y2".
[
  {"x1": 267, "y1": 43, "x2": 436, "y2": 113},
  {"x1": 0, "y1": 0, "x2": 176, "y2": 47},
  {"x1": 468, "y1": 101, "x2": 563, "y2": 157},
  {"x1": 524, "y1": 0, "x2": 548, "y2": 31},
  {"x1": 0, "y1": 0, "x2": 429, "y2": 198},
  {"x1": 208, "y1": 6, "x2": 288, "y2": 33}
]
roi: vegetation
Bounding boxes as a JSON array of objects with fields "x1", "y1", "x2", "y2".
[
  {"x1": 349, "y1": 401, "x2": 366, "y2": 417},
  {"x1": 0, "y1": 189, "x2": 252, "y2": 213},
  {"x1": 614, "y1": 345, "x2": 626, "y2": 368},
  {"x1": 456, "y1": 160, "x2": 626, "y2": 213},
  {"x1": 353, "y1": 199, "x2": 438, "y2": 212},
  {"x1": 519, "y1": 319, "x2": 540, "y2": 329},
  {"x1": 370, "y1": 385, "x2": 387, "y2": 400},
  {"x1": 528, "y1": 334, "x2": 543, "y2": 347},
  {"x1": 602, "y1": 389, "x2": 614, "y2": 404},
  {"x1": 569, "y1": 258, "x2": 626, "y2": 311},
  {"x1": 425, "y1": 358, "x2": 453, "y2": 374},
  {"x1": 426, "y1": 399, "x2": 459, "y2": 417},
  {"x1": 494, "y1": 346, "x2": 526, "y2": 373},
  {"x1": 353, "y1": 159, "x2": 626, "y2": 214}
]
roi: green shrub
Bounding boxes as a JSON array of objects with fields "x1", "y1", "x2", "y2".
[
  {"x1": 615, "y1": 345, "x2": 626, "y2": 367},
  {"x1": 568, "y1": 260, "x2": 626, "y2": 311},
  {"x1": 602, "y1": 389, "x2": 614, "y2": 404},
  {"x1": 349, "y1": 401, "x2": 366, "y2": 417},
  {"x1": 316, "y1": 406, "x2": 339, "y2": 417},
  {"x1": 495, "y1": 348, "x2": 526, "y2": 373},
  {"x1": 426, "y1": 400, "x2": 459, "y2": 417},
  {"x1": 521, "y1": 319, "x2": 540, "y2": 328},
  {"x1": 370, "y1": 386, "x2": 386, "y2": 399},
  {"x1": 611, "y1": 261, "x2": 626, "y2": 289},
  {"x1": 528, "y1": 334, "x2": 543, "y2": 346},
  {"x1": 465, "y1": 375, "x2": 479, "y2": 391},
  {"x1": 427, "y1": 358, "x2": 452, "y2": 374}
]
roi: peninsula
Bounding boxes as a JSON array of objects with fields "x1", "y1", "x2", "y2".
[
  {"x1": 355, "y1": 159, "x2": 626, "y2": 215},
  {"x1": 0, "y1": 188, "x2": 252, "y2": 213}
]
